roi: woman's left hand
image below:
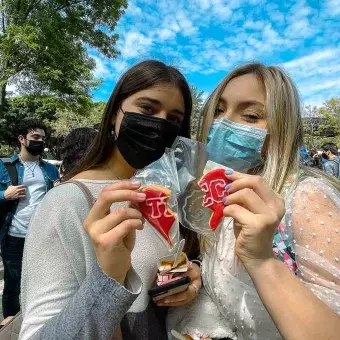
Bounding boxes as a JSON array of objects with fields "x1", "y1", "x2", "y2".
[
  {"x1": 223, "y1": 170, "x2": 286, "y2": 269},
  {"x1": 155, "y1": 262, "x2": 201, "y2": 307}
]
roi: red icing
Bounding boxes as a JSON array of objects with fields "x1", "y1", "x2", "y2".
[
  {"x1": 198, "y1": 169, "x2": 232, "y2": 230},
  {"x1": 139, "y1": 185, "x2": 175, "y2": 245}
]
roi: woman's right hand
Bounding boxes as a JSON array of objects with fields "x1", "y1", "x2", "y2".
[{"x1": 83, "y1": 181, "x2": 146, "y2": 284}]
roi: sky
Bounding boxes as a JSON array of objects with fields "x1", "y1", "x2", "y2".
[{"x1": 91, "y1": 0, "x2": 340, "y2": 108}]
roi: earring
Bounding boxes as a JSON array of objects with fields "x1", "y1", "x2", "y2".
[{"x1": 109, "y1": 126, "x2": 116, "y2": 141}]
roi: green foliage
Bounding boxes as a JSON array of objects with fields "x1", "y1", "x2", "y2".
[
  {"x1": 0, "y1": 0, "x2": 127, "y2": 111},
  {"x1": 0, "y1": 94, "x2": 65, "y2": 145},
  {"x1": 303, "y1": 98, "x2": 340, "y2": 149},
  {"x1": 190, "y1": 85, "x2": 205, "y2": 140},
  {"x1": 0, "y1": 144, "x2": 15, "y2": 157},
  {"x1": 49, "y1": 101, "x2": 105, "y2": 138}
]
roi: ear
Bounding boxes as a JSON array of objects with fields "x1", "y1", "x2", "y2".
[{"x1": 18, "y1": 135, "x2": 25, "y2": 144}]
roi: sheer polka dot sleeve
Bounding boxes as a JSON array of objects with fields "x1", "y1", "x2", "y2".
[{"x1": 286, "y1": 177, "x2": 340, "y2": 315}]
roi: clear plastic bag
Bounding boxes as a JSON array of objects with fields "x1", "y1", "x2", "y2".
[
  {"x1": 172, "y1": 137, "x2": 250, "y2": 239},
  {"x1": 133, "y1": 150, "x2": 180, "y2": 248}
]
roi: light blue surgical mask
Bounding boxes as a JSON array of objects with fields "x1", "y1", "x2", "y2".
[{"x1": 206, "y1": 118, "x2": 267, "y2": 170}]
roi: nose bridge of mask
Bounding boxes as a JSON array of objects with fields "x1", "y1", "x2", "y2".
[{"x1": 214, "y1": 118, "x2": 267, "y2": 151}]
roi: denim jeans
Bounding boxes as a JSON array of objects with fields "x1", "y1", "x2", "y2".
[{"x1": 1, "y1": 235, "x2": 25, "y2": 318}]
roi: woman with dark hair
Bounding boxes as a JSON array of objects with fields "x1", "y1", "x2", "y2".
[
  {"x1": 19, "y1": 60, "x2": 200, "y2": 340},
  {"x1": 60, "y1": 127, "x2": 97, "y2": 177}
]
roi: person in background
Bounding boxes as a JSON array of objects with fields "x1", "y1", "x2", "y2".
[
  {"x1": 60, "y1": 127, "x2": 97, "y2": 177},
  {"x1": 321, "y1": 142, "x2": 340, "y2": 178},
  {"x1": 307, "y1": 149, "x2": 321, "y2": 168},
  {"x1": 0, "y1": 119, "x2": 59, "y2": 321}
]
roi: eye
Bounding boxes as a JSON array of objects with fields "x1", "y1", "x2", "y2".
[
  {"x1": 242, "y1": 112, "x2": 261, "y2": 123},
  {"x1": 139, "y1": 104, "x2": 153, "y2": 114},
  {"x1": 168, "y1": 115, "x2": 182, "y2": 126},
  {"x1": 215, "y1": 107, "x2": 224, "y2": 117}
]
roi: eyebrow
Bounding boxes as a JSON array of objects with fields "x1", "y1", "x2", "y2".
[
  {"x1": 237, "y1": 100, "x2": 264, "y2": 108},
  {"x1": 29, "y1": 132, "x2": 45, "y2": 138},
  {"x1": 135, "y1": 96, "x2": 185, "y2": 116},
  {"x1": 218, "y1": 98, "x2": 264, "y2": 109}
]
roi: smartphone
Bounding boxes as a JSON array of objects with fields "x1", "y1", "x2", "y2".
[{"x1": 148, "y1": 276, "x2": 191, "y2": 302}]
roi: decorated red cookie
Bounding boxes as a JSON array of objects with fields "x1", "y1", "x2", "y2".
[
  {"x1": 198, "y1": 168, "x2": 232, "y2": 230},
  {"x1": 139, "y1": 184, "x2": 175, "y2": 245}
]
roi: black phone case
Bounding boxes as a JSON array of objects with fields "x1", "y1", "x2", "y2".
[{"x1": 148, "y1": 276, "x2": 191, "y2": 298}]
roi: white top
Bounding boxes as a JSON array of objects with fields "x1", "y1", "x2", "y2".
[
  {"x1": 9, "y1": 162, "x2": 46, "y2": 238},
  {"x1": 167, "y1": 177, "x2": 340, "y2": 340}
]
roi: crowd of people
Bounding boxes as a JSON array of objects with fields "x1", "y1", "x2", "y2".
[
  {"x1": 300, "y1": 143, "x2": 340, "y2": 178},
  {"x1": 0, "y1": 60, "x2": 339, "y2": 340}
]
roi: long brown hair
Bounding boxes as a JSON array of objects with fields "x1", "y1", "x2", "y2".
[{"x1": 63, "y1": 60, "x2": 199, "y2": 257}]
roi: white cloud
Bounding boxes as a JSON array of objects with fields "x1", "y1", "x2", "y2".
[
  {"x1": 282, "y1": 47, "x2": 340, "y2": 106},
  {"x1": 118, "y1": 31, "x2": 152, "y2": 58},
  {"x1": 157, "y1": 28, "x2": 176, "y2": 41},
  {"x1": 283, "y1": 49, "x2": 338, "y2": 71},
  {"x1": 91, "y1": 55, "x2": 111, "y2": 78},
  {"x1": 126, "y1": 2, "x2": 143, "y2": 16},
  {"x1": 325, "y1": 0, "x2": 340, "y2": 16},
  {"x1": 244, "y1": 20, "x2": 266, "y2": 30}
]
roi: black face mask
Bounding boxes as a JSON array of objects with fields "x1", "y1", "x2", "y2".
[
  {"x1": 25, "y1": 140, "x2": 45, "y2": 156},
  {"x1": 115, "y1": 111, "x2": 181, "y2": 169}
]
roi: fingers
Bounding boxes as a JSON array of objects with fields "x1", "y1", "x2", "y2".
[
  {"x1": 85, "y1": 181, "x2": 145, "y2": 225},
  {"x1": 99, "y1": 218, "x2": 143, "y2": 248},
  {"x1": 100, "y1": 181, "x2": 141, "y2": 193},
  {"x1": 156, "y1": 285, "x2": 197, "y2": 307},
  {"x1": 226, "y1": 171, "x2": 278, "y2": 205},
  {"x1": 90, "y1": 207, "x2": 143, "y2": 235},
  {"x1": 16, "y1": 185, "x2": 26, "y2": 189},
  {"x1": 225, "y1": 188, "x2": 268, "y2": 215},
  {"x1": 17, "y1": 188, "x2": 26, "y2": 195},
  {"x1": 223, "y1": 204, "x2": 254, "y2": 225}
]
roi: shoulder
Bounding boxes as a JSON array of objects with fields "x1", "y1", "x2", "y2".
[
  {"x1": 39, "y1": 182, "x2": 92, "y2": 217},
  {"x1": 293, "y1": 176, "x2": 336, "y2": 196},
  {"x1": 290, "y1": 176, "x2": 340, "y2": 215},
  {"x1": 42, "y1": 160, "x2": 59, "y2": 177}
]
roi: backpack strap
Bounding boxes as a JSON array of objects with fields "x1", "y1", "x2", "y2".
[
  {"x1": 4, "y1": 162, "x2": 18, "y2": 186},
  {"x1": 57, "y1": 180, "x2": 96, "y2": 208}
]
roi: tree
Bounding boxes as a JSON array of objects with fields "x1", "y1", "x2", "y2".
[
  {"x1": 302, "y1": 98, "x2": 340, "y2": 149},
  {"x1": 0, "y1": 0, "x2": 127, "y2": 114},
  {"x1": 48, "y1": 101, "x2": 106, "y2": 157},
  {"x1": 190, "y1": 85, "x2": 205, "y2": 140},
  {"x1": 302, "y1": 105, "x2": 319, "y2": 149},
  {"x1": 0, "y1": 94, "x2": 66, "y2": 146},
  {"x1": 318, "y1": 97, "x2": 340, "y2": 146}
]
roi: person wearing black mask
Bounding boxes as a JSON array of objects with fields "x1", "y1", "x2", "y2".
[
  {"x1": 19, "y1": 61, "x2": 200, "y2": 340},
  {"x1": 321, "y1": 142, "x2": 340, "y2": 178},
  {"x1": 0, "y1": 119, "x2": 59, "y2": 323}
]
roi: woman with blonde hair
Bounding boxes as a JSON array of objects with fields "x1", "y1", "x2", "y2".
[{"x1": 167, "y1": 63, "x2": 340, "y2": 340}]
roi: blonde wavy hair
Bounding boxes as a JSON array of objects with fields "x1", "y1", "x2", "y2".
[{"x1": 198, "y1": 63, "x2": 304, "y2": 194}]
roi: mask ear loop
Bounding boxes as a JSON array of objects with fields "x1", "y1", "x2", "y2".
[{"x1": 110, "y1": 107, "x2": 126, "y2": 141}]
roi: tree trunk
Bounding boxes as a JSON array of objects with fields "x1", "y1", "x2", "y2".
[{"x1": 0, "y1": 82, "x2": 6, "y2": 117}]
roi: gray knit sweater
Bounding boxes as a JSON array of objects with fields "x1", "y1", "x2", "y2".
[{"x1": 19, "y1": 180, "x2": 177, "y2": 340}]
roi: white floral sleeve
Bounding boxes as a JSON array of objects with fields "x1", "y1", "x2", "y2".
[{"x1": 286, "y1": 177, "x2": 340, "y2": 315}]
